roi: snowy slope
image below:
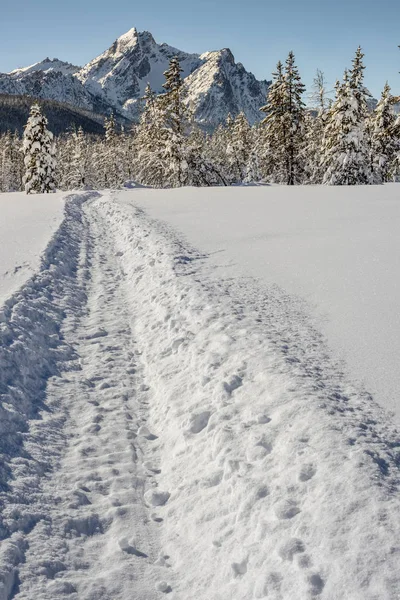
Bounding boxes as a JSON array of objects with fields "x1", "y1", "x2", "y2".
[
  {"x1": 76, "y1": 28, "x2": 201, "y2": 115},
  {"x1": 133, "y1": 184, "x2": 400, "y2": 425},
  {"x1": 9, "y1": 59, "x2": 80, "y2": 77},
  {"x1": 0, "y1": 189, "x2": 399, "y2": 600},
  {"x1": 0, "y1": 28, "x2": 270, "y2": 127},
  {"x1": 0, "y1": 192, "x2": 65, "y2": 306},
  {"x1": 0, "y1": 70, "x2": 97, "y2": 113},
  {"x1": 186, "y1": 49, "x2": 269, "y2": 127}
]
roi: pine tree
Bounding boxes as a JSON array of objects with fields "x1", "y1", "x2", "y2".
[
  {"x1": 226, "y1": 112, "x2": 252, "y2": 182},
  {"x1": 23, "y1": 104, "x2": 57, "y2": 194},
  {"x1": 259, "y1": 61, "x2": 287, "y2": 182},
  {"x1": 320, "y1": 48, "x2": 373, "y2": 186},
  {"x1": 0, "y1": 131, "x2": 23, "y2": 192},
  {"x1": 283, "y1": 51, "x2": 307, "y2": 184},
  {"x1": 135, "y1": 83, "x2": 167, "y2": 187},
  {"x1": 159, "y1": 57, "x2": 192, "y2": 187},
  {"x1": 102, "y1": 113, "x2": 123, "y2": 188},
  {"x1": 321, "y1": 67, "x2": 371, "y2": 185},
  {"x1": 305, "y1": 70, "x2": 330, "y2": 183},
  {"x1": 260, "y1": 53, "x2": 306, "y2": 185},
  {"x1": 369, "y1": 83, "x2": 400, "y2": 183},
  {"x1": 69, "y1": 127, "x2": 90, "y2": 189}
]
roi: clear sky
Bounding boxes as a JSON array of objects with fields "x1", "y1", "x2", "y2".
[{"x1": 1, "y1": 0, "x2": 399, "y2": 101}]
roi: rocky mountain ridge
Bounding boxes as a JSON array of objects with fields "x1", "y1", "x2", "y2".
[{"x1": 0, "y1": 28, "x2": 270, "y2": 128}]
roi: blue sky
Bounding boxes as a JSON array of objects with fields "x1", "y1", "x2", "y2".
[{"x1": 1, "y1": 0, "x2": 399, "y2": 100}]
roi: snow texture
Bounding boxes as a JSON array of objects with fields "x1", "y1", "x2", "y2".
[
  {"x1": 0, "y1": 192, "x2": 65, "y2": 305},
  {"x1": 0, "y1": 188, "x2": 399, "y2": 600},
  {"x1": 135, "y1": 184, "x2": 400, "y2": 424}
]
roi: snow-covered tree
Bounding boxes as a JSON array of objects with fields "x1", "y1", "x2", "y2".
[
  {"x1": 101, "y1": 113, "x2": 124, "y2": 188},
  {"x1": 260, "y1": 53, "x2": 306, "y2": 185},
  {"x1": 259, "y1": 61, "x2": 287, "y2": 182},
  {"x1": 135, "y1": 83, "x2": 168, "y2": 187},
  {"x1": 158, "y1": 57, "x2": 192, "y2": 187},
  {"x1": 321, "y1": 49, "x2": 372, "y2": 186},
  {"x1": 310, "y1": 69, "x2": 330, "y2": 113},
  {"x1": 369, "y1": 83, "x2": 400, "y2": 183},
  {"x1": 304, "y1": 70, "x2": 331, "y2": 183},
  {"x1": 23, "y1": 104, "x2": 57, "y2": 194},
  {"x1": 0, "y1": 131, "x2": 23, "y2": 192},
  {"x1": 226, "y1": 112, "x2": 253, "y2": 182}
]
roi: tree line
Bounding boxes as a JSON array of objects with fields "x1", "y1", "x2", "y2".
[{"x1": 1, "y1": 47, "x2": 399, "y2": 193}]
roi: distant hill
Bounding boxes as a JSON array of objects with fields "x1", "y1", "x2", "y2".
[{"x1": 0, "y1": 94, "x2": 108, "y2": 136}]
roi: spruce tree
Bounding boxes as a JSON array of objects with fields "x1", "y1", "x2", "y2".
[
  {"x1": 135, "y1": 83, "x2": 167, "y2": 187},
  {"x1": 23, "y1": 104, "x2": 56, "y2": 194},
  {"x1": 227, "y1": 112, "x2": 252, "y2": 182},
  {"x1": 321, "y1": 68, "x2": 371, "y2": 185},
  {"x1": 159, "y1": 56, "x2": 191, "y2": 187},
  {"x1": 260, "y1": 53, "x2": 306, "y2": 185},
  {"x1": 369, "y1": 83, "x2": 399, "y2": 183},
  {"x1": 69, "y1": 127, "x2": 90, "y2": 189},
  {"x1": 283, "y1": 51, "x2": 306, "y2": 184},
  {"x1": 260, "y1": 61, "x2": 286, "y2": 182},
  {"x1": 320, "y1": 48, "x2": 372, "y2": 186}
]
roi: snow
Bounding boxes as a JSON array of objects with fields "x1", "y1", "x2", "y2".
[
  {"x1": 9, "y1": 59, "x2": 80, "y2": 77},
  {"x1": 1, "y1": 27, "x2": 270, "y2": 128},
  {"x1": 0, "y1": 189, "x2": 399, "y2": 600},
  {"x1": 133, "y1": 184, "x2": 400, "y2": 425},
  {"x1": 0, "y1": 192, "x2": 65, "y2": 306}
]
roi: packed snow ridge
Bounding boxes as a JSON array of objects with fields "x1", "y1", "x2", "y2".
[
  {"x1": 0, "y1": 28, "x2": 270, "y2": 127},
  {"x1": 0, "y1": 190, "x2": 399, "y2": 600}
]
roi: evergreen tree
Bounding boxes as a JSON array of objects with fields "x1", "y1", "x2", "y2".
[
  {"x1": 227, "y1": 112, "x2": 253, "y2": 182},
  {"x1": 159, "y1": 57, "x2": 192, "y2": 187},
  {"x1": 321, "y1": 68, "x2": 371, "y2": 185},
  {"x1": 102, "y1": 113, "x2": 123, "y2": 188},
  {"x1": 23, "y1": 104, "x2": 57, "y2": 194},
  {"x1": 0, "y1": 131, "x2": 23, "y2": 192},
  {"x1": 369, "y1": 83, "x2": 400, "y2": 183},
  {"x1": 259, "y1": 61, "x2": 287, "y2": 182},
  {"x1": 260, "y1": 53, "x2": 306, "y2": 185},
  {"x1": 283, "y1": 51, "x2": 306, "y2": 184},
  {"x1": 69, "y1": 127, "x2": 90, "y2": 189},
  {"x1": 135, "y1": 84, "x2": 167, "y2": 187}
]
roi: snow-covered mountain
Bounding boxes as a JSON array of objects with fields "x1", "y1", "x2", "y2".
[{"x1": 0, "y1": 28, "x2": 270, "y2": 127}]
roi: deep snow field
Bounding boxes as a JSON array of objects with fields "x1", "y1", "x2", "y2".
[
  {"x1": 134, "y1": 184, "x2": 400, "y2": 424},
  {"x1": 0, "y1": 192, "x2": 65, "y2": 305},
  {"x1": 0, "y1": 187, "x2": 399, "y2": 600}
]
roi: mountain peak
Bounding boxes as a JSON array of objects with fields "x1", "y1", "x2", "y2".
[
  {"x1": 9, "y1": 58, "x2": 80, "y2": 77},
  {"x1": 1, "y1": 27, "x2": 271, "y2": 129},
  {"x1": 113, "y1": 27, "x2": 139, "y2": 54}
]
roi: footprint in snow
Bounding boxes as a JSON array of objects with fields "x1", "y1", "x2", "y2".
[
  {"x1": 118, "y1": 537, "x2": 148, "y2": 558},
  {"x1": 231, "y1": 557, "x2": 248, "y2": 578},
  {"x1": 155, "y1": 581, "x2": 172, "y2": 593},
  {"x1": 299, "y1": 463, "x2": 316, "y2": 482},
  {"x1": 187, "y1": 411, "x2": 211, "y2": 434},
  {"x1": 308, "y1": 573, "x2": 325, "y2": 596},
  {"x1": 223, "y1": 375, "x2": 243, "y2": 396},
  {"x1": 138, "y1": 425, "x2": 158, "y2": 440},
  {"x1": 278, "y1": 538, "x2": 305, "y2": 561},
  {"x1": 274, "y1": 499, "x2": 301, "y2": 520},
  {"x1": 257, "y1": 414, "x2": 272, "y2": 424},
  {"x1": 154, "y1": 553, "x2": 171, "y2": 567},
  {"x1": 144, "y1": 490, "x2": 170, "y2": 507}
]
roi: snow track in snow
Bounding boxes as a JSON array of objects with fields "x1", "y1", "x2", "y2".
[{"x1": 0, "y1": 190, "x2": 400, "y2": 600}]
